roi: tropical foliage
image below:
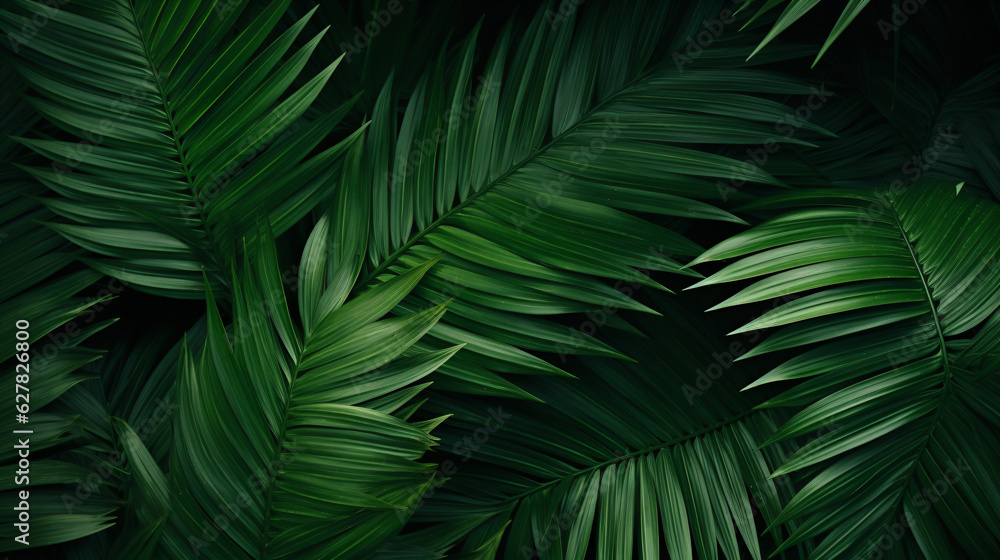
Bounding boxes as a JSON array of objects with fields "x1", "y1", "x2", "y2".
[{"x1": 1, "y1": 0, "x2": 998, "y2": 558}]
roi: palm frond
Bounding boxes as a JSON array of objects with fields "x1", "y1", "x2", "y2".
[
  {"x1": 0, "y1": 315, "x2": 118, "y2": 553},
  {"x1": 692, "y1": 183, "x2": 1000, "y2": 559},
  {"x1": 1, "y1": 0, "x2": 362, "y2": 299},
  {"x1": 158, "y1": 214, "x2": 459, "y2": 560},
  {"x1": 352, "y1": 0, "x2": 834, "y2": 391},
  {"x1": 383, "y1": 293, "x2": 808, "y2": 560}
]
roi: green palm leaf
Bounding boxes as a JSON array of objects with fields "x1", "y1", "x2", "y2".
[
  {"x1": 0, "y1": 315, "x2": 119, "y2": 553},
  {"x1": 383, "y1": 293, "x2": 808, "y2": 560},
  {"x1": 1, "y1": 0, "x2": 362, "y2": 299},
  {"x1": 350, "y1": 0, "x2": 834, "y2": 391},
  {"x1": 738, "y1": 0, "x2": 871, "y2": 65},
  {"x1": 158, "y1": 214, "x2": 460, "y2": 560},
  {"x1": 692, "y1": 183, "x2": 1000, "y2": 559},
  {"x1": 0, "y1": 52, "x2": 107, "y2": 362}
]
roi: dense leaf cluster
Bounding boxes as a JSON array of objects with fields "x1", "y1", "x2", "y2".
[{"x1": 1, "y1": 0, "x2": 998, "y2": 558}]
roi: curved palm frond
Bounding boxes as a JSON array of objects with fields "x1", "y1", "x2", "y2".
[
  {"x1": 691, "y1": 183, "x2": 1000, "y2": 559},
  {"x1": 0, "y1": 0, "x2": 362, "y2": 299},
  {"x1": 0, "y1": 52, "x2": 107, "y2": 360},
  {"x1": 351, "y1": 0, "x2": 835, "y2": 392},
  {"x1": 380, "y1": 293, "x2": 810, "y2": 560},
  {"x1": 0, "y1": 48, "x2": 129, "y2": 555},
  {"x1": 156, "y1": 208, "x2": 461, "y2": 560}
]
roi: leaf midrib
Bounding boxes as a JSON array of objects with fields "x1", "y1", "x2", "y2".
[
  {"x1": 496, "y1": 408, "x2": 758, "y2": 506},
  {"x1": 125, "y1": 2, "x2": 224, "y2": 283},
  {"x1": 874, "y1": 193, "x2": 954, "y2": 542},
  {"x1": 357, "y1": 65, "x2": 653, "y2": 290},
  {"x1": 886, "y1": 194, "x2": 951, "y2": 380},
  {"x1": 259, "y1": 368, "x2": 294, "y2": 560}
]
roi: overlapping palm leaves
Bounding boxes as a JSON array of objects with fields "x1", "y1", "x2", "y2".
[
  {"x1": 691, "y1": 184, "x2": 1000, "y2": 559},
  {"x1": 1, "y1": 0, "x2": 362, "y2": 299},
  {"x1": 0, "y1": 42, "x2": 129, "y2": 555},
  {"x1": 350, "y1": 0, "x2": 836, "y2": 395},
  {"x1": 159, "y1": 217, "x2": 460, "y2": 560},
  {"x1": 1, "y1": 0, "x2": 999, "y2": 558},
  {"x1": 387, "y1": 293, "x2": 810, "y2": 560}
]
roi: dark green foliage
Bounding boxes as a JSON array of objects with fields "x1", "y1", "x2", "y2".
[{"x1": 1, "y1": 1, "x2": 997, "y2": 558}]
